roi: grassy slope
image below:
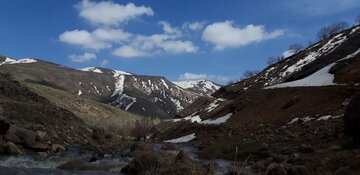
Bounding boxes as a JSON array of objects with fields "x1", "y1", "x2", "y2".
[{"x1": 25, "y1": 83, "x2": 145, "y2": 135}]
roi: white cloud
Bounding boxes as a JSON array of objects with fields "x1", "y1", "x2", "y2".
[
  {"x1": 159, "y1": 21, "x2": 181, "y2": 36},
  {"x1": 68, "y1": 52, "x2": 96, "y2": 63},
  {"x1": 76, "y1": 0, "x2": 154, "y2": 26},
  {"x1": 113, "y1": 45, "x2": 147, "y2": 58},
  {"x1": 59, "y1": 28, "x2": 131, "y2": 50},
  {"x1": 179, "y1": 72, "x2": 229, "y2": 82},
  {"x1": 183, "y1": 21, "x2": 205, "y2": 31},
  {"x1": 112, "y1": 22, "x2": 198, "y2": 58},
  {"x1": 100, "y1": 59, "x2": 109, "y2": 66},
  {"x1": 202, "y1": 21, "x2": 284, "y2": 50}
]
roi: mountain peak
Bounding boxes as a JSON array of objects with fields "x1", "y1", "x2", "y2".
[{"x1": 173, "y1": 80, "x2": 221, "y2": 97}]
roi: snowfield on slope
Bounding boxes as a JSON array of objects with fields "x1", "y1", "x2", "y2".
[
  {"x1": 0, "y1": 58, "x2": 37, "y2": 66},
  {"x1": 266, "y1": 47, "x2": 360, "y2": 89},
  {"x1": 79, "y1": 67, "x2": 103, "y2": 73},
  {"x1": 201, "y1": 113, "x2": 232, "y2": 125},
  {"x1": 266, "y1": 63, "x2": 336, "y2": 88},
  {"x1": 112, "y1": 73, "x2": 125, "y2": 97},
  {"x1": 168, "y1": 112, "x2": 233, "y2": 125},
  {"x1": 164, "y1": 133, "x2": 196, "y2": 143}
]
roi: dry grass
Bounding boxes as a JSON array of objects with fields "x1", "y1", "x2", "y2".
[
  {"x1": 122, "y1": 145, "x2": 207, "y2": 175},
  {"x1": 25, "y1": 83, "x2": 153, "y2": 136}
]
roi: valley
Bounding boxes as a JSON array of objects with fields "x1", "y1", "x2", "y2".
[{"x1": 0, "y1": 2, "x2": 360, "y2": 174}]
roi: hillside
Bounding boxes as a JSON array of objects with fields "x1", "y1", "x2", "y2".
[
  {"x1": 0, "y1": 73, "x2": 126, "y2": 156},
  {"x1": 0, "y1": 58, "x2": 199, "y2": 118},
  {"x1": 160, "y1": 25, "x2": 360, "y2": 174}
]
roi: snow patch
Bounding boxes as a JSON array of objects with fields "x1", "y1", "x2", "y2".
[
  {"x1": 282, "y1": 34, "x2": 347, "y2": 77},
  {"x1": 113, "y1": 70, "x2": 132, "y2": 75},
  {"x1": 206, "y1": 98, "x2": 225, "y2": 112},
  {"x1": 79, "y1": 67, "x2": 103, "y2": 73},
  {"x1": 288, "y1": 116, "x2": 315, "y2": 124},
  {"x1": 119, "y1": 94, "x2": 137, "y2": 110},
  {"x1": 267, "y1": 63, "x2": 336, "y2": 88},
  {"x1": 0, "y1": 58, "x2": 37, "y2": 66},
  {"x1": 200, "y1": 113, "x2": 232, "y2": 125},
  {"x1": 93, "y1": 86, "x2": 101, "y2": 95},
  {"x1": 112, "y1": 73, "x2": 125, "y2": 97},
  {"x1": 77, "y1": 90, "x2": 82, "y2": 96},
  {"x1": 317, "y1": 114, "x2": 343, "y2": 121},
  {"x1": 170, "y1": 98, "x2": 184, "y2": 112},
  {"x1": 164, "y1": 133, "x2": 196, "y2": 143},
  {"x1": 337, "y1": 48, "x2": 360, "y2": 62}
]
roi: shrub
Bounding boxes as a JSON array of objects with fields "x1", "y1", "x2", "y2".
[
  {"x1": 242, "y1": 70, "x2": 260, "y2": 79},
  {"x1": 121, "y1": 146, "x2": 207, "y2": 175},
  {"x1": 317, "y1": 21, "x2": 349, "y2": 41}
]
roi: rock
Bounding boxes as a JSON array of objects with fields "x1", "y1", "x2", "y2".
[
  {"x1": 266, "y1": 163, "x2": 287, "y2": 175},
  {"x1": 0, "y1": 115, "x2": 10, "y2": 135},
  {"x1": 37, "y1": 152, "x2": 48, "y2": 158},
  {"x1": 288, "y1": 165, "x2": 309, "y2": 175},
  {"x1": 51, "y1": 144, "x2": 66, "y2": 153},
  {"x1": 253, "y1": 157, "x2": 273, "y2": 171},
  {"x1": 344, "y1": 93, "x2": 360, "y2": 142},
  {"x1": 4, "y1": 142, "x2": 22, "y2": 155},
  {"x1": 35, "y1": 131, "x2": 48, "y2": 141},
  {"x1": 4, "y1": 125, "x2": 49, "y2": 151}
]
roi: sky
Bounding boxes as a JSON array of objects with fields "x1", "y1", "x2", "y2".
[{"x1": 0, "y1": 0, "x2": 359, "y2": 84}]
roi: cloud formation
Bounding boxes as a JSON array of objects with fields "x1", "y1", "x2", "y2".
[
  {"x1": 182, "y1": 21, "x2": 206, "y2": 31},
  {"x1": 112, "y1": 22, "x2": 198, "y2": 58},
  {"x1": 76, "y1": 0, "x2": 153, "y2": 26},
  {"x1": 59, "y1": 28, "x2": 131, "y2": 50},
  {"x1": 202, "y1": 21, "x2": 284, "y2": 50},
  {"x1": 68, "y1": 52, "x2": 96, "y2": 63},
  {"x1": 179, "y1": 72, "x2": 229, "y2": 82}
]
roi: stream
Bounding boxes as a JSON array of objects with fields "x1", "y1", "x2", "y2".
[{"x1": 0, "y1": 144, "x2": 250, "y2": 175}]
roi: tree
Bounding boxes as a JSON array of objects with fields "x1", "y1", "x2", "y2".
[
  {"x1": 267, "y1": 56, "x2": 284, "y2": 66},
  {"x1": 317, "y1": 21, "x2": 349, "y2": 41},
  {"x1": 356, "y1": 15, "x2": 360, "y2": 25},
  {"x1": 242, "y1": 70, "x2": 260, "y2": 79},
  {"x1": 289, "y1": 43, "x2": 303, "y2": 53}
]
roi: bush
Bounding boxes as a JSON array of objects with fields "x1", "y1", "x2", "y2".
[
  {"x1": 317, "y1": 21, "x2": 349, "y2": 41},
  {"x1": 130, "y1": 118, "x2": 160, "y2": 139},
  {"x1": 267, "y1": 56, "x2": 284, "y2": 66},
  {"x1": 121, "y1": 146, "x2": 207, "y2": 175},
  {"x1": 288, "y1": 43, "x2": 303, "y2": 53},
  {"x1": 242, "y1": 70, "x2": 260, "y2": 79}
]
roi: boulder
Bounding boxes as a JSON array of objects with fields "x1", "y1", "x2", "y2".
[
  {"x1": 51, "y1": 144, "x2": 66, "y2": 153},
  {"x1": 266, "y1": 163, "x2": 287, "y2": 175},
  {"x1": 4, "y1": 142, "x2": 22, "y2": 155},
  {"x1": 37, "y1": 152, "x2": 48, "y2": 158},
  {"x1": 4, "y1": 125, "x2": 49, "y2": 151},
  {"x1": 344, "y1": 93, "x2": 360, "y2": 142},
  {"x1": 35, "y1": 131, "x2": 48, "y2": 141}
]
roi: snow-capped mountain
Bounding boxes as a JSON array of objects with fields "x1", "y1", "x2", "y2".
[
  {"x1": 173, "y1": 80, "x2": 221, "y2": 97},
  {"x1": 0, "y1": 58, "x2": 198, "y2": 118}
]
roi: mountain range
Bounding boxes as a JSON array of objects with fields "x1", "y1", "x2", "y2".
[{"x1": 0, "y1": 57, "x2": 220, "y2": 118}]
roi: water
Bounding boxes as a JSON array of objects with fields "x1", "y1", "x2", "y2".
[
  {"x1": 0, "y1": 147, "x2": 130, "y2": 175},
  {"x1": 0, "y1": 144, "x2": 253, "y2": 175}
]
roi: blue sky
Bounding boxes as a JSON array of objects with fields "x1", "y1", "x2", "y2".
[{"x1": 0, "y1": 0, "x2": 359, "y2": 84}]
